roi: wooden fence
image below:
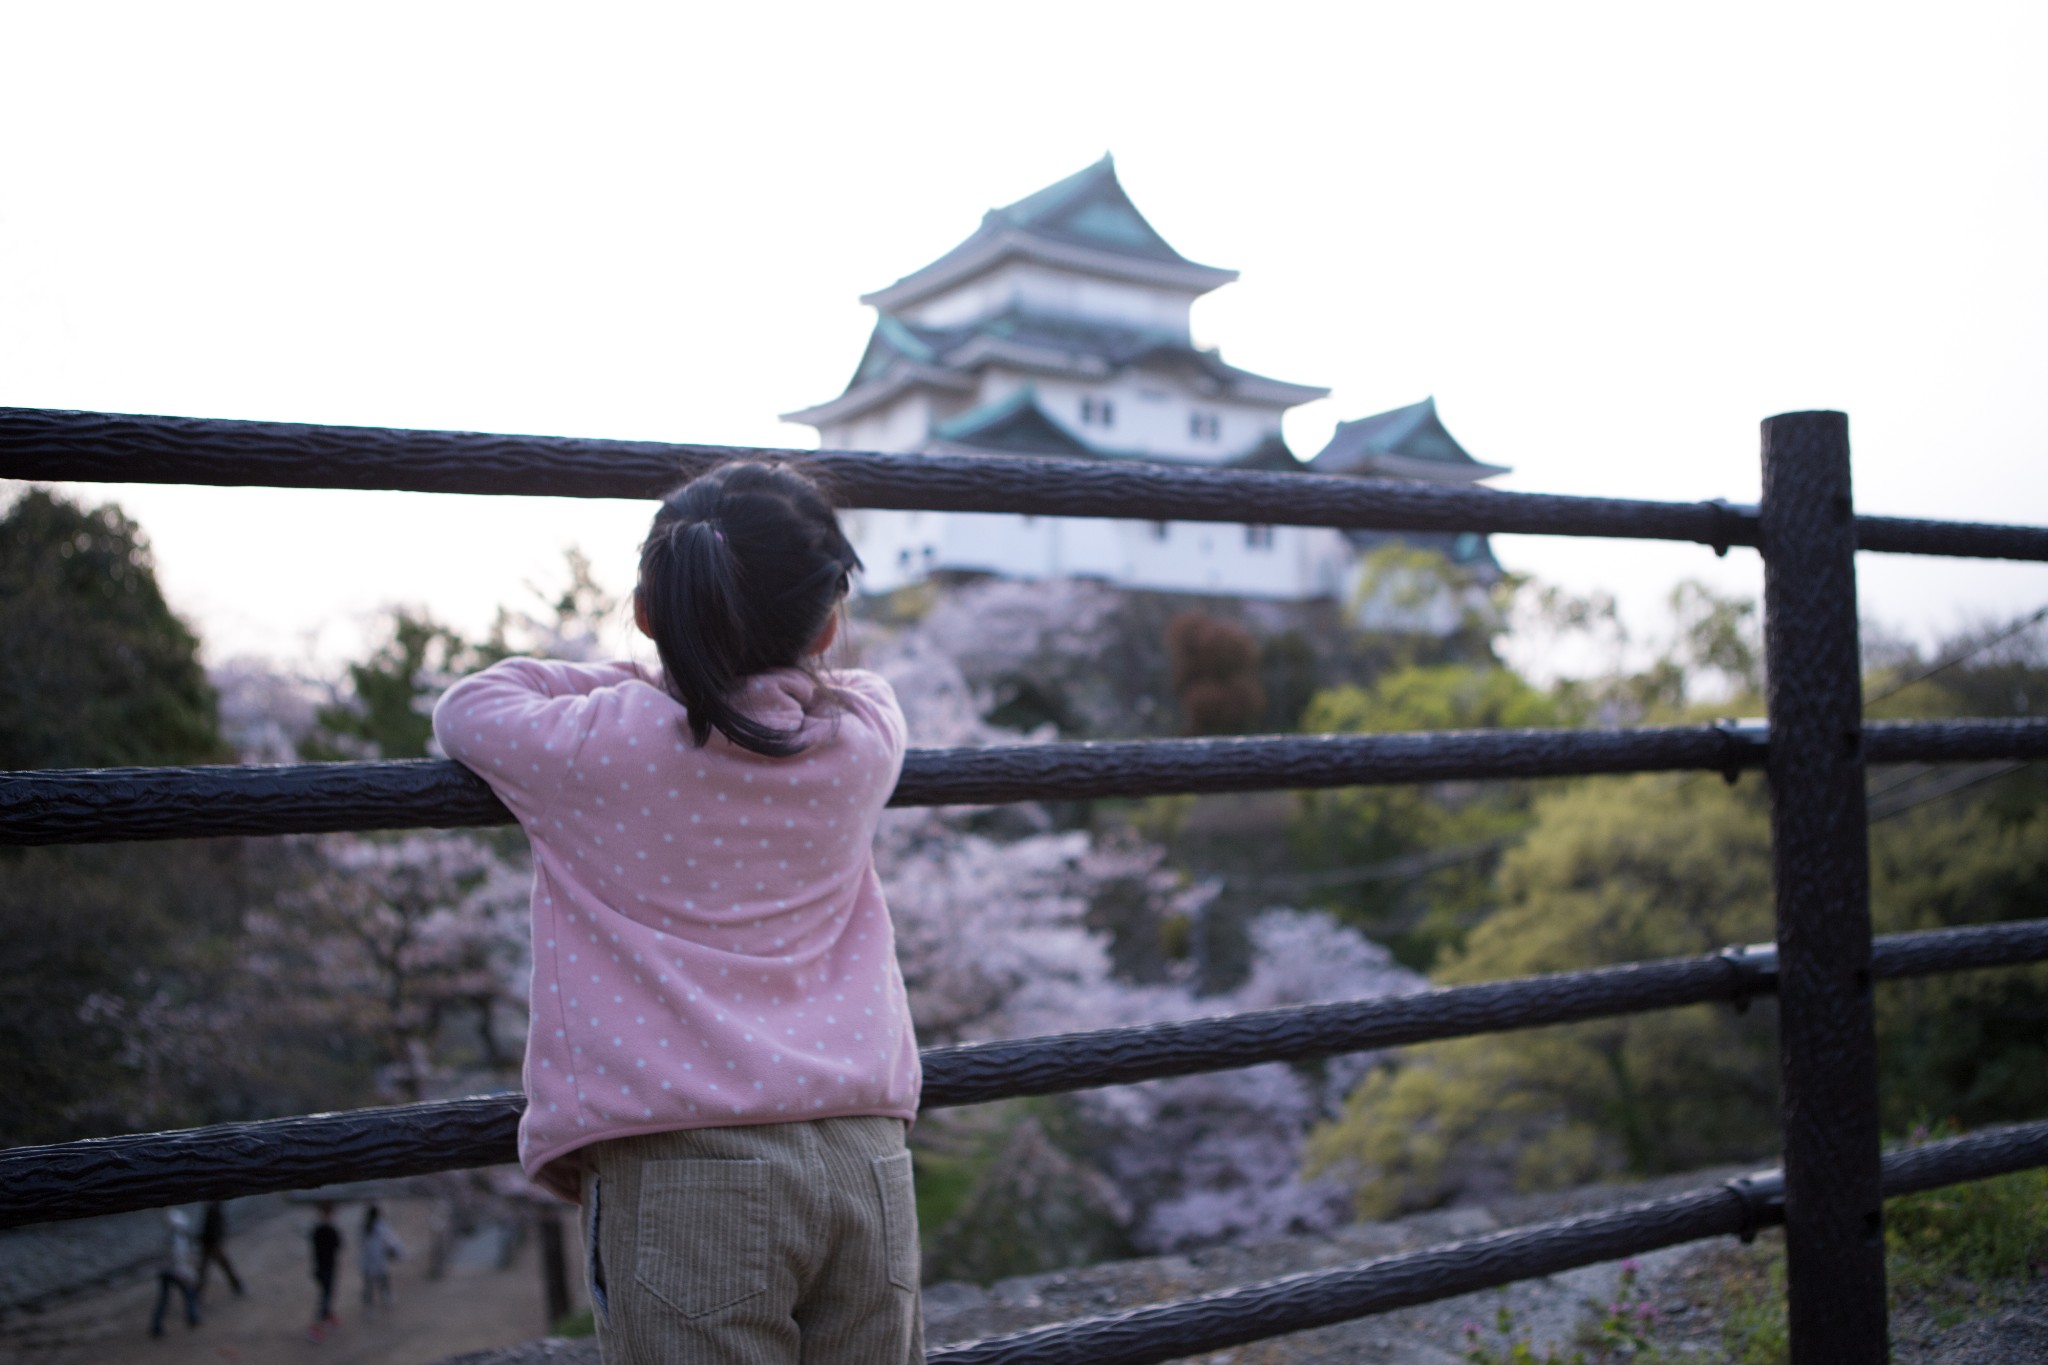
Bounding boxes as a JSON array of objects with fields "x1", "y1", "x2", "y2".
[{"x1": 1, "y1": 405, "x2": 2045, "y2": 1363}]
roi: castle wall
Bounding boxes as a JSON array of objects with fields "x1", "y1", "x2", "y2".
[{"x1": 900, "y1": 260, "x2": 1198, "y2": 337}]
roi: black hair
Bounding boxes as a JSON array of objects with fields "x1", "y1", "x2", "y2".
[{"x1": 638, "y1": 461, "x2": 860, "y2": 757}]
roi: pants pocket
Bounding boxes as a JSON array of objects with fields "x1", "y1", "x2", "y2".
[
  {"x1": 635, "y1": 1158, "x2": 769, "y2": 1318},
  {"x1": 871, "y1": 1149, "x2": 919, "y2": 1292}
]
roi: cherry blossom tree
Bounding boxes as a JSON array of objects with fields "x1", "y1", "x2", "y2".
[
  {"x1": 243, "y1": 832, "x2": 531, "y2": 1102},
  {"x1": 863, "y1": 591, "x2": 1428, "y2": 1259}
]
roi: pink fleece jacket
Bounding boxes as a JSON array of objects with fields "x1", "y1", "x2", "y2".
[{"x1": 433, "y1": 658, "x2": 919, "y2": 1201}]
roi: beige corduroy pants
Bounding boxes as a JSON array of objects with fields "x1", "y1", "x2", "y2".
[{"x1": 583, "y1": 1117, "x2": 923, "y2": 1365}]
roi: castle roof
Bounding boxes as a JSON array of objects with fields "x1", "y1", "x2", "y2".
[
  {"x1": 781, "y1": 306, "x2": 1327, "y2": 427},
  {"x1": 860, "y1": 155, "x2": 1238, "y2": 314},
  {"x1": 1227, "y1": 432, "x2": 1305, "y2": 472},
  {"x1": 928, "y1": 387, "x2": 1098, "y2": 458},
  {"x1": 1308, "y1": 397, "x2": 1509, "y2": 484}
]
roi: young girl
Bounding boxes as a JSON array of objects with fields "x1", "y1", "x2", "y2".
[
  {"x1": 434, "y1": 462, "x2": 921, "y2": 1364},
  {"x1": 358, "y1": 1204, "x2": 405, "y2": 1310}
]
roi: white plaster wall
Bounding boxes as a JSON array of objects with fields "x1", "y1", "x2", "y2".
[
  {"x1": 900, "y1": 271, "x2": 1014, "y2": 330},
  {"x1": 822, "y1": 392, "x2": 934, "y2": 454},
  {"x1": 850, "y1": 507, "x2": 1488, "y2": 632},
  {"x1": 1111, "y1": 519, "x2": 1311, "y2": 597},
  {"x1": 1029, "y1": 374, "x2": 1281, "y2": 463},
  {"x1": 846, "y1": 504, "x2": 1355, "y2": 602},
  {"x1": 902, "y1": 261, "x2": 1196, "y2": 337},
  {"x1": 844, "y1": 507, "x2": 940, "y2": 593}
]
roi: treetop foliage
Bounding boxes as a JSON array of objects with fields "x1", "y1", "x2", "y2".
[
  {"x1": 0, "y1": 488, "x2": 223, "y2": 769},
  {"x1": 1303, "y1": 602, "x2": 2048, "y2": 1218}
]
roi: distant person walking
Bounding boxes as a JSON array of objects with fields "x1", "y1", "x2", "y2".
[
  {"x1": 308, "y1": 1201, "x2": 342, "y2": 1339},
  {"x1": 148, "y1": 1208, "x2": 202, "y2": 1337},
  {"x1": 197, "y1": 1199, "x2": 245, "y2": 1298},
  {"x1": 358, "y1": 1204, "x2": 406, "y2": 1310}
]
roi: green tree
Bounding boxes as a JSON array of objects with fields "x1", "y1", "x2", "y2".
[
  {"x1": 1292, "y1": 662, "x2": 1559, "y2": 967},
  {"x1": 1348, "y1": 542, "x2": 1509, "y2": 666},
  {"x1": 0, "y1": 489, "x2": 241, "y2": 1145},
  {"x1": 1306, "y1": 629, "x2": 2048, "y2": 1216},
  {"x1": 1534, "y1": 579, "x2": 1763, "y2": 724},
  {"x1": 0, "y1": 489, "x2": 223, "y2": 768},
  {"x1": 1870, "y1": 800, "x2": 2048, "y2": 1133},
  {"x1": 305, "y1": 610, "x2": 473, "y2": 760},
  {"x1": 1305, "y1": 773, "x2": 1781, "y2": 1216},
  {"x1": 307, "y1": 550, "x2": 617, "y2": 760}
]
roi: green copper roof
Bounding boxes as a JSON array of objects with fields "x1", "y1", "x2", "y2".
[
  {"x1": 985, "y1": 154, "x2": 1188, "y2": 265},
  {"x1": 838, "y1": 306, "x2": 1326, "y2": 406},
  {"x1": 850, "y1": 314, "x2": 939, "y2": 386},
  {"x1": 1228, "y1": 433, "x2": 1304, "y2": 472},
  {"x1": 862, "y1": 155, "x2": 1236, "y2": 311},
  {"x1": 1309, "y1": 397, "x2": 1509, "y2": 481},
  {"x1": 932, "y1": 387, "x2": 1098, "y2": 458}
]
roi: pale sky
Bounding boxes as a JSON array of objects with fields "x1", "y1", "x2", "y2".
[{"x1": 2, "y1": 2, "x2": 2043, "y2": 674}]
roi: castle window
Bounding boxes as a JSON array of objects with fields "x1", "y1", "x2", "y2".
[
  {"x1": 1189, "y1": 411, "x2": 1220, "y2": 441},
  {"x1": 1245, "y1": 524, "x2": 1274, "y2": 550},
  {"x1": 1080, "y1": 396, "x2": 1116, "y2": 428},
  {"x1": 1150, "y1": 521, "x2": 1170, "y2": 541}
]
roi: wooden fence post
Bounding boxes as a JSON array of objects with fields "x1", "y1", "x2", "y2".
[{"x1": 1758, "y1": 409, "x2": 1887, "y2": 1361}]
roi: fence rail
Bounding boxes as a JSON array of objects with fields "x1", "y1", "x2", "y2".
[
  {"x1": 927, "y1": 1121, "x2": 2048, "y2": 1365},
  {"x1": 3, "y1": 405, "x2": 2046, "y2": 1363},
  {"x1": 5, "y1": 406, "x2": 2048, "y2": 560},
  {"x1": 3, "y1": 718, "x2": 2045, "y2": 844},
  {"x1": 6, "y1": 918, "x2": 2044, "y2": 1230}
]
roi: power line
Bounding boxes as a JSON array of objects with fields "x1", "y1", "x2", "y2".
[
  {"x1": 1867, "y1": 762, "x2": 2029, "y2": 823},
  {"x1": 1864, "y1": 603, "x2": 2048, "y2": 707}
]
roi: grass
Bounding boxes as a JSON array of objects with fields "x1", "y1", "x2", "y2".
[
  {"x1": 1886, "y1": 1161, "x2": 2048, "y2": 1307},
  {"x1": 552, "y1": 1305, "x2": 595, "y2": 1338}
]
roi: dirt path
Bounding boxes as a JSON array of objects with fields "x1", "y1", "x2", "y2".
[{"x1": 0, "y1": 1199, "x2": 585, "y2": 1365}]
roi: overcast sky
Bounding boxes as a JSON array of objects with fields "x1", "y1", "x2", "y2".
[{"x1": 2, "y1": 2, "x2": 2043, "y2": 673}]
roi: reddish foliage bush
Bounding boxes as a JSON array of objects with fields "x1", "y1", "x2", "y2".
[{"x1": 1165, "y1": 611, "x2": 1265, "y2": 735}]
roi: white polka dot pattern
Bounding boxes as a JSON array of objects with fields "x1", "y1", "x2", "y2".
[{"x1": 433, "y1": 659, "x2": 919, "y2": 1202}]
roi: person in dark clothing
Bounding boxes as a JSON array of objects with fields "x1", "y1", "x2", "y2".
[
  {"x1": 308, "y1": 1201, "x2": 342, "y2": 1339},
  {"x1": 197, "y1": 1199, "x2": 245, "y2": 1297}
]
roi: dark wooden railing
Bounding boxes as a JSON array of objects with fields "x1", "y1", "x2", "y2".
[{"x1": 1, "y1": 404, "x2": 2044, "y2": 1365}]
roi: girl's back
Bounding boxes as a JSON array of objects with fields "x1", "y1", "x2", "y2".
[
  {"x1": 435, "y1": 657, "x2": 915, "y2": 1201},
  {"x1": 436, "y1": 461, "x2": 925, "y2": 1364}
]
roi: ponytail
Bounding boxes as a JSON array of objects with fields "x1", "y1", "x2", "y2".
[{"x1": 637, "y1": 462, "x2": 860, "y2": 757}]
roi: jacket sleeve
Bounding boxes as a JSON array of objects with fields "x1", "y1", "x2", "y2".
[
  {"x1": 825, "y1": 668, "x2": 909, "y2": 776},
  {"x1": 433, "y1": 658, "x2": 650, "y2": 822}
]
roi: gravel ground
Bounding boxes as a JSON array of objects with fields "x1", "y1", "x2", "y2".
[
  {"x1": 0, "y1": 1196, "x2": 286, "y2": 1318},
  {"x1": 1893, "y1": 1278, "x2": 2048, "y2": 1364},
  {"x1": 0, "y1": 1194, "x2": 571, "y2": 1365}
]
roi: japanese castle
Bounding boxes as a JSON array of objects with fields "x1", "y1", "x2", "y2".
[{"x1": 784, "y1": 155, "x2": 1506, "y2": 621}]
